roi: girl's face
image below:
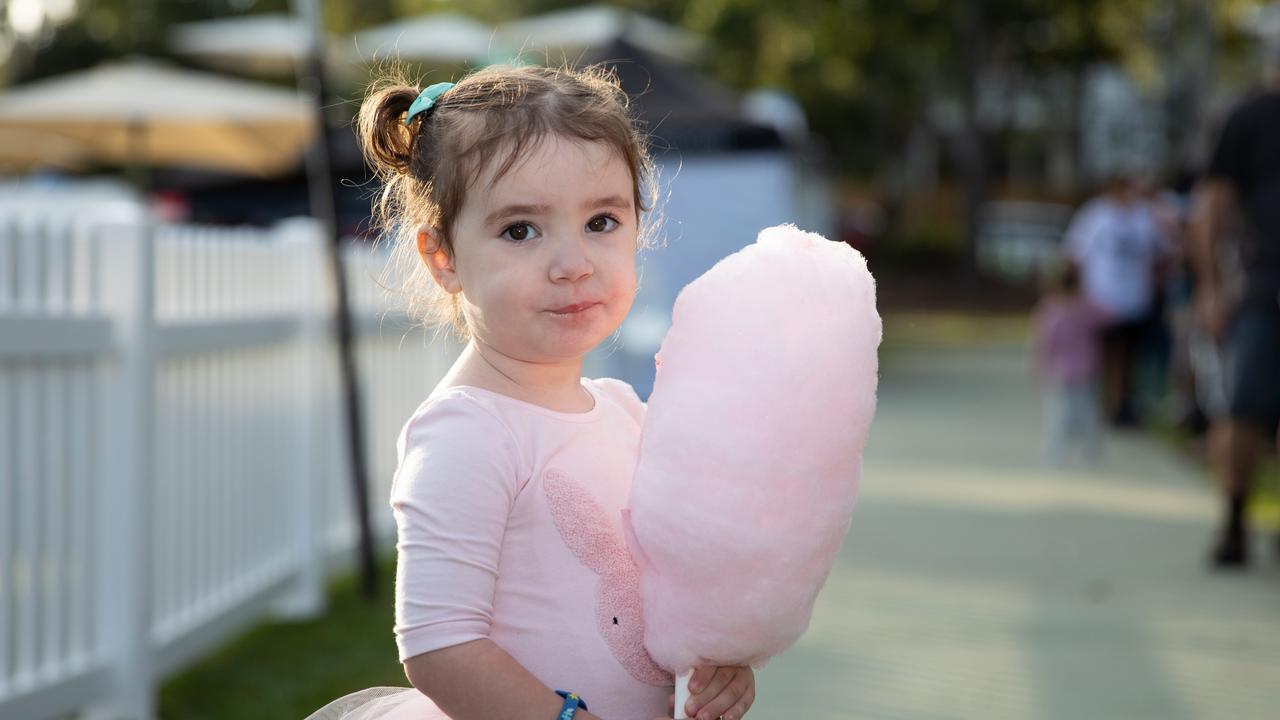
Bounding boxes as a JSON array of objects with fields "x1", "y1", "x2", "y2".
[{"x1": 437, "y1": 136, "x2": 639, "y2": 364}]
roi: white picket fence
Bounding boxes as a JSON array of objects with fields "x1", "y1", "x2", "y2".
[{"x1": 0, "y1": 203, "x2": 457, "y2": 719}]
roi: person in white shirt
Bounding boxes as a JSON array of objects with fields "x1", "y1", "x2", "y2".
[{"x1": 1064, "y1": 173, "x2": 1173, "y2": 425}]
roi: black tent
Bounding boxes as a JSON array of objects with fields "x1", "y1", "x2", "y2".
[{"x1": 579, "y1": 37, "x2": 783, "y2": 154}]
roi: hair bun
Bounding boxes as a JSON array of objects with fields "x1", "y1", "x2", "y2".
[{"x1": 357, "y1": 84, "x2": 420, "y2": 177}]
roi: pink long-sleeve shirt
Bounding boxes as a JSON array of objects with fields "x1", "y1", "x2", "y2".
[
  {"x1": 1033, "y1": 296, "x2": 1109, "y2": 385},
  {"x1": 390, "y1": 377, "x2": 672, "y2": 720}
]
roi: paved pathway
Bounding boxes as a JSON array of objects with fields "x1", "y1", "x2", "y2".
[{"x1": 750, "y1": 333, "x2": 1280, "y2": 720}]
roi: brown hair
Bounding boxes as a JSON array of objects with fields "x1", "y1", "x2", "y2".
[
  {"x1": 357, "y1": 63, "x2": 657, "y2": 338},
  {"x1": 1041, "y1": 258, "x2": 1082, "y2": 297}
]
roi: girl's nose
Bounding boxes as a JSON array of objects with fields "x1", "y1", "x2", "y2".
[{"x1": 549, "y1": 233, "x2": 594, "y2": 283}]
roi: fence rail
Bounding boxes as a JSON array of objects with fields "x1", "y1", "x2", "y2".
[{"x1": 0, "y1": 205, "x2": 452, "y2": 720}]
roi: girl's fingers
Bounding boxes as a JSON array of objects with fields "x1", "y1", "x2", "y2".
[
  {"x1": 687, "y1": 667, "x2": 747, "y2": 720},
  {"x1": 724, "y1": 684, "x2": 756, "y2": 720},
  {"x1": 686, "y1": 666, "x2": 733, "y2": 716},
  {"x1": 682, "y1": 665, "x2": 719, "y2": 716},
  {"x1": 687, "y1": 665, "x2": 717, "y2": 694}
]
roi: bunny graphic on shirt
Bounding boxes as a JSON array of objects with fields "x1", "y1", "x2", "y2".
[{"x1": 543, "y1": 469, "x2": 671, "y2": 686}]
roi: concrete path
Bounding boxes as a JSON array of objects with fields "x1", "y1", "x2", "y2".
[{"x1": 750, "y1": 332, "x2": 1280, "y2": 720}]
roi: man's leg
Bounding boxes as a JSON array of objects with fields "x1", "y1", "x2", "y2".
[
  {"x1": 1101, "y1": 325, "x2": 1125, "y2": 424},
  {"x1": 1113, "y1": 320, "x2": 1141, "y2": 426},
  {"x1": 1210, "y1": 419, "x2": 1267, "y2": 567},
  {"x1": 1210, "y1": 298, "x2": 1280, "y2": 567}
]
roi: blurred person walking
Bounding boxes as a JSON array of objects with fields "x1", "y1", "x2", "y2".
[
  {"x1": 1033, "y1": 261, "x2": 1109, "y2": 465},
  {"x1": 1154, "y1": 170, "x2": 1209, "y2": 434},
  {"x1": 1064, "y1": 173, "x2": 1174, "y2": 427},
  {"x1": 1193, "y1": 38, "x2": 1280, "y2": 569}
]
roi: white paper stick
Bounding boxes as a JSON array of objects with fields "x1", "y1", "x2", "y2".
[{"x1": 674, "y1": 669, "x2": 693, "y2": 719}]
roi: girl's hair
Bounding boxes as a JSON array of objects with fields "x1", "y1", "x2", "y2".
[
  {"x1": 1040, "y1": 258, "x2": 1081, "y2": 297},
  {"x1": 357, "y1": 63, "x2": 657, "y2": 338}
]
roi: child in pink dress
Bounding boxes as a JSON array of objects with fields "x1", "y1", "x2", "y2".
[
  {"x1": 307, "y1": 65, "x2": 755, "y2": 720},
  {"x1": 1033, "y1": 260, "x2": 1110, "y2": 464}
]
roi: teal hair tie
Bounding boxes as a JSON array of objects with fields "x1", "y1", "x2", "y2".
[{"x1": 404, "y1": 82, "x2": 455, "y2": 127}]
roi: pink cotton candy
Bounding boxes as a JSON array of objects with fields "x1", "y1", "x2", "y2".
[{"x1": 622, "y1": 224, "x2": 881, "y2": 674}]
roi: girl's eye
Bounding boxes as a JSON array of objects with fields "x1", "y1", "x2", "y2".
[
  {"x1": 586, "y1": 214, "x2": 619, "y2": 233},
  {"x1": 501, "y1": 222, "x2": 538, "y2": 242}
]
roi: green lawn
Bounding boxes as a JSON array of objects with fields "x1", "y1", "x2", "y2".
[
  {"x1": 158, "y1": 554, "x2": 406, "y2": 720},
  {"x1": 881, "y1": 310, "x2": 1031, "y2": 347}
]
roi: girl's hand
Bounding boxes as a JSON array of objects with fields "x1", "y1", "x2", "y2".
[{"x1": 672, "y1": 665, "x2": 756, "y2": 720}]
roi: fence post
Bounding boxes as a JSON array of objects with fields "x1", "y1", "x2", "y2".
[
  {"x1": 270, "y1": 217, "x2": 326, "y2": 620},
  {"x1": 86, "y1": 214, "x2": 156, "y2": 720}
]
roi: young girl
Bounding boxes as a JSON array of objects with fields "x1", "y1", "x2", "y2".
[
  {"x1": 308, "y1": 65, "x2": 756, "y2": 720},
  {"x1": 1033, "y1": 260, "x2": 1108, "y2": 465}
]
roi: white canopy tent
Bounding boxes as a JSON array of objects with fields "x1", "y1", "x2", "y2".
[
  {"x1": 350, "y1": 12, "x2": 495, "y2": 65},
  {"x1": 170, "y1": 13, "x2": 350, "y2": 76},
  {"x1": 495, "y1": 4, "x2": 703, "y2": 62}
]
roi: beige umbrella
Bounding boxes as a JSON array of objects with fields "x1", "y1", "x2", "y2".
[
  {"x1": 0, "y1": 57, "x2": 315, "y2": 177},
  {"x1": 0, "y1": 128, "x2": 93, "y2": 172}
]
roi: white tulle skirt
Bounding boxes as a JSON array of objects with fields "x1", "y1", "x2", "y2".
[{"x1": 305, "y1": 687, "x2": 451, "y2": 720}]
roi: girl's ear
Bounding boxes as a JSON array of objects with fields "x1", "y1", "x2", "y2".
[{"x1": 417, "y1": 227, "x2": 461, "y2": 294}]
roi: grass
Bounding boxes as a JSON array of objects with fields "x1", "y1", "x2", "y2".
[
  {"x1": 881, "y1": 310, "x2": 1031, "y2": 347},
  {"x1": 158, "y1": 554, "x2": 405, "y2": 720},
  {"x1": 1255, "y1": 463, "x2": 1280, "y2": 530}
]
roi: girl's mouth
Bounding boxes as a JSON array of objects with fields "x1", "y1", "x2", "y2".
[{"x1": 549, "y1": 302, "x2": 600, "y2": 315}]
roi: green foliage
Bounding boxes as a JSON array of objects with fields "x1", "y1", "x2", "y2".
[
  {"x1": 876, "y1": 222, "x2": 965, "y2": 269},
  {"x1": 667, "y1": 0, "x2": 1181, "y2": 174}
]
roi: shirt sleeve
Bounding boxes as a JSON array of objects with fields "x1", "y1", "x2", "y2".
[{"x1": 390, "y1": 396, "x2": 522, "y2": 662}]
